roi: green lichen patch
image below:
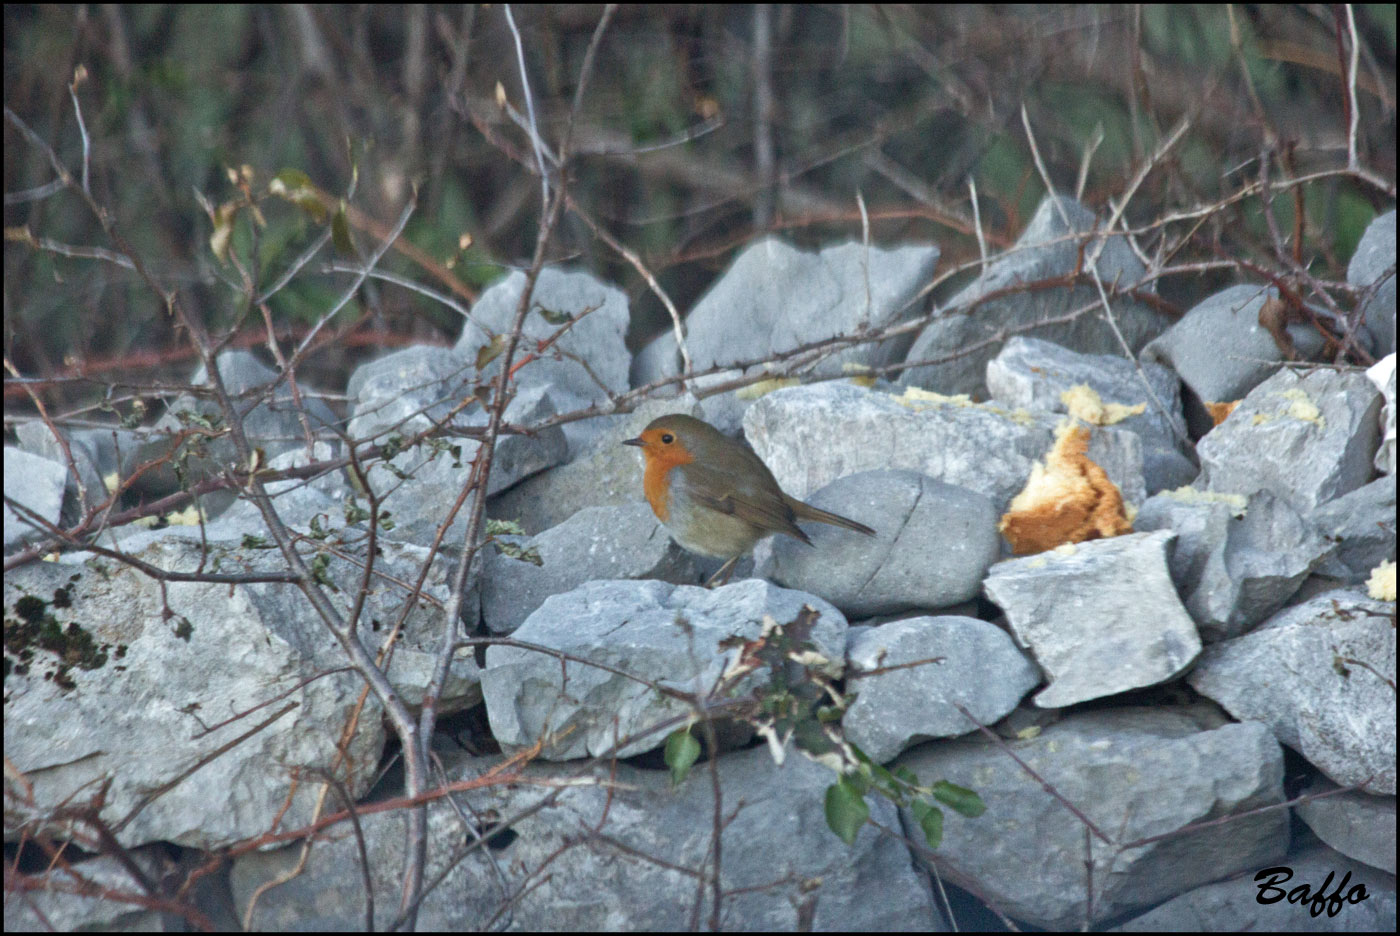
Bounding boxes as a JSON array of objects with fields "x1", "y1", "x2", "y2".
[{"x1": 5, "y1": 590, "x2": 111, "y2": 689}]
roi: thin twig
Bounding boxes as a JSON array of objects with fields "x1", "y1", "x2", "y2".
[{"x1": 503, "y1": 4, "x2": 549, "y2": 210}]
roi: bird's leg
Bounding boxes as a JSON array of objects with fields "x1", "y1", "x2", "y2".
[{"x1": 704, "y1": 556, "x2": 741, "y2": 589}]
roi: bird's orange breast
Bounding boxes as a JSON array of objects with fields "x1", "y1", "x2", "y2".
[{"x1": 640, "y1": 444, "x2": 695, "y2": 523}]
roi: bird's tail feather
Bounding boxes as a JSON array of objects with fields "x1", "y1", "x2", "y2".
[{"x1": 787, "y1": 497, "x2": 876, "y2": 536}]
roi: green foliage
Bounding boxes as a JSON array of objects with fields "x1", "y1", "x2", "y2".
[
  {"x1": 534, "y1": 303, "x2": 573, "y2": 326},
  {"x1": 664, "y1": 727, "x2": 702, "y2": 787},
  {"x1": 932, "y1": 778, "x2": 986, "y2": 817},
  {"x1": 270, "y1": 169, "x2": 328, "y2": 224},
  {"x1": 331, "y1": 203, "x2": 357, "y2": 256},
  {"x1": 269, "y1": 279, "x2": 355, "y2": 330},
  {"x1": 475, "y1": 334, "x2": 508, "y2": 371},
  {"x1": 492, "y1": 541, "x2": 542, "y2": 567},
  {"x1": 622, "y1": 43, "x2": 689, "y2": 144},
  {"x1": 1329, "y1": 190, "x2": 1379, "y2": 265},
  {"x1": 909, "y1": 800, "x2": 943, "y2": 849},
  {"x1": 709, "y1": 607, "x2": 984, "y2": 849},
  {"x1": 343, "y1": 498, "x2": 371, "y2": 526},
  {"x1": 484, "y1": 518, "x2": 527, "y2": 537},
  {"x1": 825, "y1": 743, "x2": 986, "y2": 850},
  {"x1": 1041, "y1": 84, "x2": 1135, "y2": 175},
  {"x1": 486, "y1": 517, "x2": 542, "y2": 566},
  {"x1": 976, "y1": 133, "x2": 1041, "y2": 223},
  {"x1": 1142, "y1": 6, "x2": 1236, "y2": 67},
  {"x1": 825, "y1": 777, "x2": 870, "y2": 845},
  {"x1": 309, "y1": 552, "x2": 337, "y2": 590}
]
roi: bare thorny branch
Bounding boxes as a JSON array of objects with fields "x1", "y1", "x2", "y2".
[{"x1": 6, "y1": 7, "x2": 620, "y2": 925}]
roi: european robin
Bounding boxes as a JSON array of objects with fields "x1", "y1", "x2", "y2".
[{"x1": 623, "y1": 414, "x2": 876, "y2": 586}]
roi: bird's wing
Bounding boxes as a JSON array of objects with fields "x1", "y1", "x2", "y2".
[{"x1": 679, "y1": 462, "x2": 813, "y2": 545}]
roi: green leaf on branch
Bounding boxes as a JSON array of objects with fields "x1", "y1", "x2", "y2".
[
  {"x1": 892, "y1": 764, "x2": 919, "y2": 788},
  {"x1": 931, "y1": 780, "x2": 986, "y2": 817},
  {"x1": 911, "y1": 800, "x2": 944, "y2": 849},
  {"x1": 485, "y1": 518, "x2": 527, "y2": 537},
  {"x1": 843, "y1": 765, "x2": 872, "y2": 796},
  {"x1": 269, "y1": 168, "x2": 327, "y2": 223},
  {"x1": 343, "y1": 499, "x2": 371, "y2": 525},
  {"x1": 309, "y1": 552, "x2": 337, "y2": 590},
  {"x1": 331, "y1": 202, "x2": 357, "y2": 256},
  {"x1": 495, "y1": 541, "x2": 542, "y2": 566},
  {"x1": 209, "y1": 200, "x2": 238, "y2": 262},
  {"x1": 824, "y1": 777, "x2": 869, "y2": 845},
  {"x1": 379, "y1": 435, "x2": 405, "y2": 461},
  {"x1": 664, "y1": 727, "x2": 701, "y2": 787},
  {"x1": 475, "y1": 334, "x2": 508, "y2": 371},
  {"x1": 534, "y1": 303, "x2": 572, "y2": 325}
]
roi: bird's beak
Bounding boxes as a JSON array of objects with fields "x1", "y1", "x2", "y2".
[{"x1": 622, "y1": 437, "x2": 645, "y2": 447}]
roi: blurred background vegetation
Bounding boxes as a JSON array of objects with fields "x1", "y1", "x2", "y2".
[{"x1": 4, "y1": 4, "x2": 1396, "y2": 415}]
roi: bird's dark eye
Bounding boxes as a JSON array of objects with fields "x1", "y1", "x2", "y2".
[{"x1": 660, "y1": 433, "x2": 674, "y2": 444}]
